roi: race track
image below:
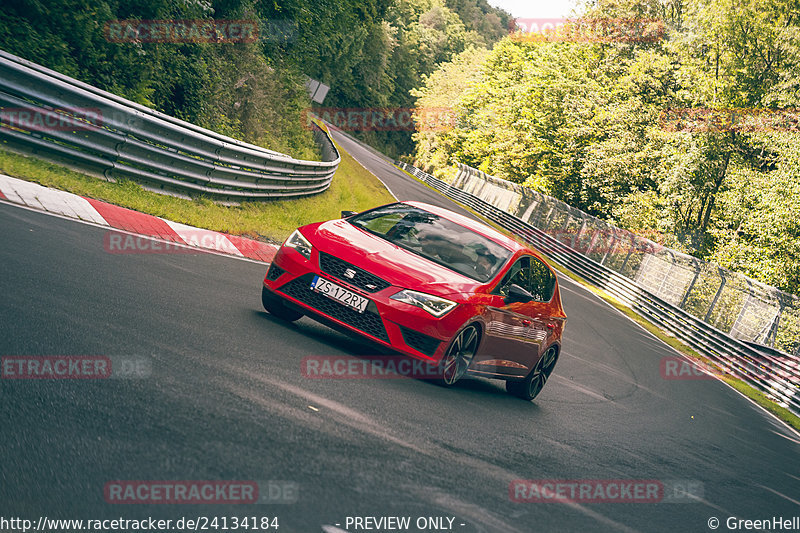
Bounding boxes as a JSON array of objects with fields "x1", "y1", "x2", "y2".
[{"x1": 1, "y1": 133, "x2": 798, "y2": 532}]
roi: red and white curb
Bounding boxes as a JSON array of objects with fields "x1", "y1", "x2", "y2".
[{"x1": 0, "y1": 174, "x2": 278, "y2": 263}]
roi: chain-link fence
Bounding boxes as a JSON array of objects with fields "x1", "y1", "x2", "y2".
[{"x1": 451, "y1": 163, "x2": 800, "y2": 357}]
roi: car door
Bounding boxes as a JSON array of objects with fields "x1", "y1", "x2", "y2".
[
  {"x1": 475, "y1": 256, "x2": 553, "y2": 374},
  {"x1": 524, "y1": 255, "x2": 560, "y2": 351}
]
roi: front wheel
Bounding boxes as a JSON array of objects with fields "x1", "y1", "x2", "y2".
[
  {"x1": 262, "y1": 286, "x2": 303, "y2": 322},
  {"x1": 436, "y1": 324, "x2": 480, "y2": 386},
  {"x1": 506, "y1": 345, "x2": 558, "y2": 400}
]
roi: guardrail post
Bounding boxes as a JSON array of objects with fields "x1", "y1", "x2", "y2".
[
  {"x1": 572, "y1": 216, "x2": 588, "y2": 249},
  {"x1": 730, "y1": 278, "x2": 755, "y2": 342},
  {"x1": 679, "y1": 258, "x2": 701, "y2": 310},
  {"x1": 600, "y1": 227, "x2": 618, "y2": 265},
  {"x1": 542, "y1": 207, "x2": 556, "y2": 230},
  {"x1": 765, "y1": 299, "x2": 784, "y2": 348},
  {"x1": 585, "y1": 223, "x2": 601, "y2": 256},
  {"x1": 530, "y1": 201, "x2": 545, "y2": 228},
  {"x1": 704, "y1": 268, "x2": 728, "y2": 323},
  {"x1": 654, "y1": 250, "x2": 676, "y2": 298},
  {"x1": 619, "y1": 233, "x2": 636, "y2": 273}
]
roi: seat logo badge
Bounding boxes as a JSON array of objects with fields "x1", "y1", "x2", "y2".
[{"x1": 344, "y1": 268, "x2": 356, "y2": 279}]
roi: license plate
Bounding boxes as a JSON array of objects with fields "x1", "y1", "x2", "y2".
[{"x1": 311, "y1": 276, "x2": 369, "y2": 313}]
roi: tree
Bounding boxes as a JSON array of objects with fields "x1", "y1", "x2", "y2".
[{"x1": 410, "y1": 0, "x2": 800, "y2": 294}]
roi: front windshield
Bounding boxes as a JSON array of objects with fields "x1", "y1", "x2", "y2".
[{"x1": 349, "y1": 204, "x2": 512, "y2": 282}]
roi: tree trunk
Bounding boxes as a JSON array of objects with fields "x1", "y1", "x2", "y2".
[{"x1": 699, "y1": 149, "x2": 731, "y2": 236}]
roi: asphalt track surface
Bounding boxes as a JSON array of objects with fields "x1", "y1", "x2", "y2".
[{"x1": 0, "y1": 132, "x2": 798, "y2": 533}]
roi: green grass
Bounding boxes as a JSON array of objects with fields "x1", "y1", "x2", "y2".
[
  {"x1": 395, "y1": 165, "x2": 800, "y2": 432},
  {"x1": 0, "y1": 140, "x2": 396, "y2": 243}
]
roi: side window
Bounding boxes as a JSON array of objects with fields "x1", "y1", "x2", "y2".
[
  {"x1": 529, "y1": 257, "x2": 555, "y2": 302},
  {"x1": 495, "y1": 257, "x2": 531, "y2": 297},
  {"x1": 495, "y1": 256, "x2": 555, "y2": 302}
]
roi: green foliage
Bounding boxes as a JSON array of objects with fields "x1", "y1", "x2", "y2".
[
  {"x1": 410, "y1": 45, "x2": 491, "y2": 176},
  {"x1": 411, "y1": 0, "x2": 800, "y2": 295},
  {"x1": 0, "y1": 0, "x2": 318, "y2": 157},
  {"x1": 0, "y1": 0, "x2": 509, "y2": 161},
  {"x1": 709, "y1": 135, "x2": 800, "y2": 294},
  {"x1": 258, "y1": 0, "x2": 511, "y2": 158}
]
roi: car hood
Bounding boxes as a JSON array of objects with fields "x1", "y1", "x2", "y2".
[{"x1": 305, "y1": 219, "x2": 483, "y2": 296}]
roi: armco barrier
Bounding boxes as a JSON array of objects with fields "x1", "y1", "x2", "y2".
[
  {"x1": 0, "y1": 49, "x2": 339, "y2": 202},
  {"x1": 396, "y1": 161, "x2": 800, "y2": 417}
]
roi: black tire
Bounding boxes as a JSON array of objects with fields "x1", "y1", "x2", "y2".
[
  {"x1": 435, "y1": 324, "x2": 480, "y2": 386},
  {"x1": 262, "y1": 286, "x2": 303, "y2": 322},
  {"x1": 506, "y1": 345, "x2": 558, "y2": 401}
]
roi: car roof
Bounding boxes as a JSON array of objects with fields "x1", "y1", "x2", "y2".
[{"x1": 403, "y1": 201, "x2": 527, "y2": 253}]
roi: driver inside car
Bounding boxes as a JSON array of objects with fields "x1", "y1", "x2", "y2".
[
  {"x1": 475, "y1": 249, "x2": 498, "y2": 278},
  {"x1": 418, "y1": 231, "x2": 466, "y2": 265}
]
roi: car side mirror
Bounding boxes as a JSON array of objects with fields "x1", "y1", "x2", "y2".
[
  {"x1": 341, "y1": 210, "x2": 358, "y2": 218},
  {"x1": 505, "y1": 284, "x2": 534, "y2": 305}
]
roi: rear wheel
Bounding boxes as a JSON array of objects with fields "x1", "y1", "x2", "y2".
[
  {"x1": 262, "y1": 286, "x2": 303, "y2": 322},
  {"x1": 437, "y1": 324, "x2": 480, "y2": 386},
  {"x1": 506, "y1": 345, "x2": 558, "y2": 400}
]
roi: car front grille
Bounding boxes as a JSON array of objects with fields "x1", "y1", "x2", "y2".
[
  {"x1": 318, "y1": 252, "x2": 390, "y2": 293},
  {"x1": 280, "y1": 274, "x2": 389, "y2": 342},
  {"x1": 399, "y1": 325, "x2": 441, "y2": 356}
]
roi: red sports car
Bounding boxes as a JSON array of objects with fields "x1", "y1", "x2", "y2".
[{"x1": 261, "y1": 201, "x2": 567, "y2": 400}]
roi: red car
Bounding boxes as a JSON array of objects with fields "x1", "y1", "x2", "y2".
[{"x1": 261, "y1": 201, "x2": 567, "y2": 400}]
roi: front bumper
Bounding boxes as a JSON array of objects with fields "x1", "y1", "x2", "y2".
[{"x1": 263, "y1": 246, "x2": 468, "y2": 363}]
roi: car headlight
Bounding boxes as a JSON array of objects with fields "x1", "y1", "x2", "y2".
[
  {"x1": 283, "y1": 229, "x2": 312, "y2": 259},
  {"x1": 390, "y1": 289, "x2": 457, "y2": 317}
]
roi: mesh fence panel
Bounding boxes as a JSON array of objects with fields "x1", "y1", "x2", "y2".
[
  {"x1": 452, "y1": 163, "x2": 800, "y2": 355},
  {"x1": 730, "y1": 294, "x2": 780, "y2": 345},
  {"x1": 776, "y1": 303, "x2": 800, "y2": 355}
]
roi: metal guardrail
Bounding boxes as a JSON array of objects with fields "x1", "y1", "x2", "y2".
[
  {"x1": 0, "y1": 49, "x2": 339, "y2": 201},
  {"x1": 397, "y1": 161, "x2": 800, "y2": 418}
]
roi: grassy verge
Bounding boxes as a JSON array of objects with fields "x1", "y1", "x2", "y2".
[
  {"x1": 396, "y1": 166, "x2": 800, "y2": 433},
  {"x1": 0, "y1": 141, "x2": 395, "y2": 243}
]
